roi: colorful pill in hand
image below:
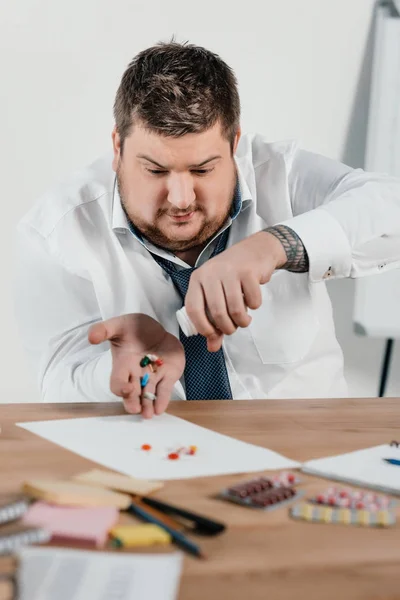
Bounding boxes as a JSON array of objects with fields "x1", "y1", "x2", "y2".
[
  {"x1": 140, "y1": 373, "x2": 150, "y2": 387},
  {"x1": 147, "y1": 354, "x2": 159, "y2": 362}
]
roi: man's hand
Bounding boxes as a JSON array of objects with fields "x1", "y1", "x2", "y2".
[
  {"x1": 184, "y1": 230, "x2": 288, "y2": 351},
  {"x1": 88, "y1": 314, "x2": 185, "y2": 418}
]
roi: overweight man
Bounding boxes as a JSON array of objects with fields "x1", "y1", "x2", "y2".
[{"x1": 14, "y1": 41, "x2": 400, "y2": 417}]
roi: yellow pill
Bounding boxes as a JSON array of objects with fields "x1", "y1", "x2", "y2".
[
  {"x1": 358, "y1": 510, "x2": 369, "y2": 526},
  {"x1": 338, "y1": 508, "x2": 350, "y2": 524},
  {"x1": 305, "y1": 504, "x2": 314, "y2": 520},
  {"x1": 377, "y1": 510, "x2": 388, "y2": 527},
  {"x1": 322, "y1": 507, "x2": 332, "y2": 523}
]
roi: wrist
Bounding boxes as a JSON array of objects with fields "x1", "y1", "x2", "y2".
[
  {"x1": 263, "y1": 225, "x2": 310, "y2": 273},
  {"x1": 254, "y1": 230, "x2": 287, "y2": 270}
]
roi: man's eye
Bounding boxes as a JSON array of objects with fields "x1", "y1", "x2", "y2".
[
  {"x1": 147, "y1": 169, "x2": 167, "y2": 175},
  {"x1": 191, "y1": 168, "x2": 214, "y2": 176}
]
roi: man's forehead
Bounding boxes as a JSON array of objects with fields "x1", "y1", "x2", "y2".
[{"x1": 125, "y1": 122, "x2": 230, "y2": 166}]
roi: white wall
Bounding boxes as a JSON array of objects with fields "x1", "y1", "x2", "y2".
[{"x1": 2, "y1": 0, "x2": 397, "y2": 402}]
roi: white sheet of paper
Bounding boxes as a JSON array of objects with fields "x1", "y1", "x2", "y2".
[
  {"x1": 302, "y1": 444, "x2": 400, "y2": 495},
  {"x1": 17, "y1": 413, "x2": 299, "y2": 480},
  {"x1": 17, "y1": 547, "x2": 182, "y2": 600}
]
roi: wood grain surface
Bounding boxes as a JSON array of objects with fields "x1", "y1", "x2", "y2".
[{"x1": 0, "y1": 398, "x2": 400, "y2": 600}]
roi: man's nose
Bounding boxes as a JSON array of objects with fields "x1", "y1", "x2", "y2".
[{"x1": 167, "y1": 174, "x2": 195, "y2": 210}]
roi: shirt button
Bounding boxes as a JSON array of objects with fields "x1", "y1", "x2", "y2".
[{"x1": 323, "y1": 266, "x2": 333, "y2": 279}]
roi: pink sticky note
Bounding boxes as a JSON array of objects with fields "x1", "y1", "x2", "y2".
[{"x1": 23, "y1": 502, "x2": 119, "y2": 547}]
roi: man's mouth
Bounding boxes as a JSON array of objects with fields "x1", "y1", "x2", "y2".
[{"x1": 168, "y1": 211, "x2": 196, "y2": 222}]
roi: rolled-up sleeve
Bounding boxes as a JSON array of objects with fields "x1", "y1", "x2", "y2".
[{"x1": 279, "y1": 149, "x2": 400, "y2": 281}]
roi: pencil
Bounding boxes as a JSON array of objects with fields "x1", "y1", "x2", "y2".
[
  {"x1": 127, "y1": 503, "x2": 206, "y2": 559},
  {"x1": 133, "y1": 498, "x2": 183, "y2": 530}
]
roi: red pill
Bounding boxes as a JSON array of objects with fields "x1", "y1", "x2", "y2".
[
  {"x1": 141, "y1": 444, "x2": 152, "y2": 451},
  {"x1": 168, "y1": 452, "x2": 180, "y2": 460}
]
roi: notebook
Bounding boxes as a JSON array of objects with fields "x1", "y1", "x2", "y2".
[
  {"x1": 22, "y1": 502, "x2": 119, "y2": 547},
  {"x1": 301, "y1": 443, "x2": 400, "y2": 495},
  {"x1": 0, "y1": 499, "x2": 29, "y2": 525},
  {"x1": 17, "y1": 547, "x2": 183, "y2": 600},
  {"x1": 0, "y1": 527, "x2": 51, "y2": 556}
]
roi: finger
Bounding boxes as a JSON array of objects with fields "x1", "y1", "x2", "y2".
[
  {"x1": 88, "y1": 321, "x2": 109, "y2": 345},
  {"x1": 122, "y1": 389, "x2": 142, "y2": 414},
  {"x1": 88, "y1": 315, "x2": 131, "y2": 345},
  {"x1": 111, "y1": 366, "x2": 141, "y2": 413},
  {"x1": 222, "y1": 279, "x2": 252, "y2": 328},
  {"x1": 154, "y1": 376, "x2": 175, "y2": 415},
  {"x1": 140, "y1": 374, "x2": 156, "y2": 419},
  {"x1": 206, "y1": 331, "x2": 224, "y2": 352},
  {"x1": 241, "y1": 276, "x2": 262, "y2": 310},
  {"x1": 185, "y1": 279, "x2": 219, "y2": 338},
  {"x1": 120, "y1": 378, "x2": 142, "y2": 414},
  {"x1": 202, "y1": 281, "x2": 236, "y2": 335}
]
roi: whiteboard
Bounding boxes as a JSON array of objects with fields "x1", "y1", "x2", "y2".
[{"x1": 353, "y1": 2, "x2": 400, "y2": 338}]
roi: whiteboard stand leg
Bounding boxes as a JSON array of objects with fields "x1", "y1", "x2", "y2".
[{"x1": 378, "y1": 339, "x2": 394, "y2": 397}]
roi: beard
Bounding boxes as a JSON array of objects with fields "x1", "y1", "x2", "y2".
[{"x1": 116, "y1": 170, "x2": 236, "y2": 254}]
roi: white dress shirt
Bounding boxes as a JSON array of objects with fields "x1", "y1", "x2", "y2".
[{"x1": 14, "y1": 133, "x2": 400, "y2": 402}]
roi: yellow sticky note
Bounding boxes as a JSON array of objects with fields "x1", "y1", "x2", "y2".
[{"x1": 110, "y1": 524, "x2": 171, "y2": 547}]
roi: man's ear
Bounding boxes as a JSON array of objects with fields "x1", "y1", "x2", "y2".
[
  {"x1": 112, "y1": 127, "x2": 121, "y2": 172},
  {"x1": 232, "y1": 127, "x2": 241, "y2": 154}
]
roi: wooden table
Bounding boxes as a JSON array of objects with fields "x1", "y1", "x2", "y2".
[{"x1": 1, "y1": 398, "x2": 400, "y2": 600}]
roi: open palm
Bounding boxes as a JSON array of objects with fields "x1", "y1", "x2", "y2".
[{"x1": 89, "y1": 314, "x2": 185, "y2": 418}]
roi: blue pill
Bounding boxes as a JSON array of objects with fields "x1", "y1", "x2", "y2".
[{"x1": 140, "y1": 373, "x2": 150, "y2": 387}]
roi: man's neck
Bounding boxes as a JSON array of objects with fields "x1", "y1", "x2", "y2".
[{"x1": 174, "y1": 244, "x2": 206, "y2": 267}]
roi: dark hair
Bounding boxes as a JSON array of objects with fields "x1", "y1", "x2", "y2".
[{"x1": 113, "y1": 41, "x2": 240, "y2": 152}]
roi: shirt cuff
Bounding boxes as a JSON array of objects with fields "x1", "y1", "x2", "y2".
[{"x1": 278, "y1": 208, "x2": 353, "y2": 282}]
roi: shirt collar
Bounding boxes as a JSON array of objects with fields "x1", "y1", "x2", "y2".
[{"x1": 111, "y1": 177, "x2": 130, "y2": 233}]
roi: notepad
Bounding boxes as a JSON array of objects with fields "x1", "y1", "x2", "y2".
[
  {"x1": 302, "y1": 444, "x2": 400, "y2": 495},
  {"x1": 17, "y1": 547, "x2": 183, "y2": 600},
  {"x1": 22, "y1": 502, "x2": 119, "y2": 547},
  {"x1": 17, "y1": 413, "x2": 299, "y2": 480}
]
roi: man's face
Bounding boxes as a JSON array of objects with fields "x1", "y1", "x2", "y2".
[{"x1": 112, "y1": 121, "x2": 240, "y2": 254}]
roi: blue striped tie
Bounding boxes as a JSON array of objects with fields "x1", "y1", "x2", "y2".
[{"x1": 151, "y1": 229, "x2": 233, "y2": 400}]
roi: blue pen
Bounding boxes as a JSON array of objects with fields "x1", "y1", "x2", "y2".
[{"x1": 383, "y1": 458, "x2": 400, "y2": 466}]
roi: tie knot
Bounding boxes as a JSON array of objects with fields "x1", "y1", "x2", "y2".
[{"x1": 168, "y1": 266, "x2": 195, "y2": 297}]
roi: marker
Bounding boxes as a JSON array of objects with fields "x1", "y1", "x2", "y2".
[{"x1": 383, "y1": 458, "x2": 400, "y2": 466}]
